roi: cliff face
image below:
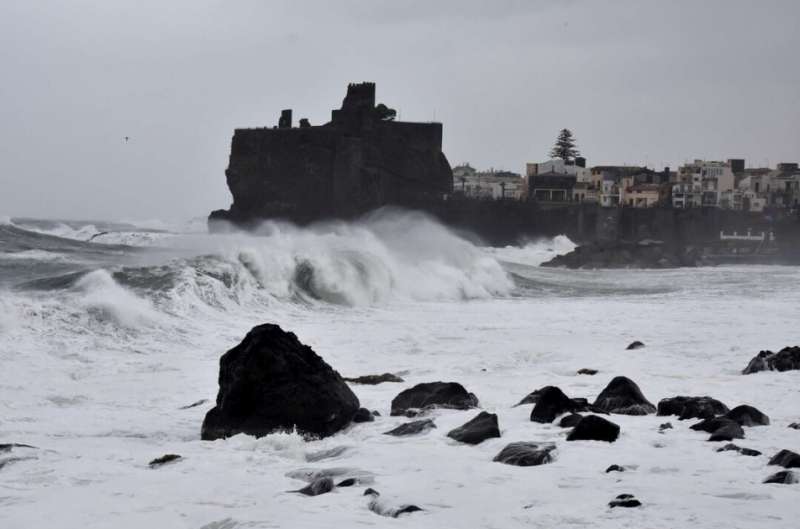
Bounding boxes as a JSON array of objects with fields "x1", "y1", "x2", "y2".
[{"x1": 210, "y1": 83, "x2": 452, "y2": 225}]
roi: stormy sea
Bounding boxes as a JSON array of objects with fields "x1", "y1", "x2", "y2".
[{"x1": 1, "y1": 210, "x2": 798, "y2": 529}]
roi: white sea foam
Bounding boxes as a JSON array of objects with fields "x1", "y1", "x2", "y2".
[{"x1": 75, "y1": 269, "x2": 159, "y2": 328}]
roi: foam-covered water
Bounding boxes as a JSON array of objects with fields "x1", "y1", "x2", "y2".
[{"x1": 1, "y1": 211, "x2": 799, "y2": 528}]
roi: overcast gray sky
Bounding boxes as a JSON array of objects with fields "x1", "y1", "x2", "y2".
[{"x1": 1, "y1": 0, "x2": 798, "y2": 221}]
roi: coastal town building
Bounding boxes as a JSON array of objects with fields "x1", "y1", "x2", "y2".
[
  {"x1": 672, "y1": 160, "x2": 735, "y2": 209},
  {"x1": 453, "y1": 164, "x2": 525, "y2": 200}
]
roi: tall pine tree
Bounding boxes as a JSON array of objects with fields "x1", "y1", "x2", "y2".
[{"x1": 549, "y1": 129, "x2": 580, "y2": 162}]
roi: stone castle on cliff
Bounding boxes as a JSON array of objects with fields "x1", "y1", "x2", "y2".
[{"x1": 209, "y1": 83, "x2": 453, "y2": 225}]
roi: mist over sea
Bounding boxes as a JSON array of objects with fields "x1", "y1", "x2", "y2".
[{"x1": 1, "y1": 211, "x2": 799, "y2": 528}]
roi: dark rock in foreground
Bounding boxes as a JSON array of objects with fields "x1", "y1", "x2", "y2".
[
  {"x1": 384, "y1": 419, "x2": 436, "y2": 437},
  {"x1": 742, "y1": 346, "x2": 800, "y2": 374},
  {"x1": 789, "y1": 423, "x2": 800, "y2": 430},
  {"x1": 764, "y1": 471, "x2": 798, "y2": 484},
  {"x1": 493, "y1": 442, "x2": 556, "y2": 466},
  {"x1": 559, "y1": 413, "x2": 584, "y2": 428},
  {"x1": 593, "y1": 376, "x2": 656, "y2": 415},
  {"x1": 657, "y1": 396, "x2": 729, "y2": 420},
  {"x1": 626, "y1": 341, "x2": 645, "y2": 350},
  {"x1": 726, "y1": 405, "x2": 770, "y2": 427},
  {"x1": 516, "y1": 387, "x2": 544, "y2": 406},
  {"x1": 606, "y1": 464, "x2": 625, "y2": 473},
  {"x1": 692, "y1": 417, "x2": 745, "y2": 442},
  {"x1": 390, "y1": 382, "x2": 478, "y2": 416},
  {"x1": 201, "y1": 324, "x2": 359, "y2": 441},
  {"x1": 353, "y1": 408, "x2": 376, "y2": 423},
  {"x1": 531, "y1": 386, "x2": 586, "y2": 423},
  {"x1": 716, "y1": 444, "x2": 761, "y2": 456},
  {"x1": 577, "y1": 368, "x2": 598, "y2": 375},
  {"x1": 344, "y1": 373, "x2": 404, "y2": 385},
  {"x1": 768, "y1": 449, "x2": 800, "y2": 468},
  {"x1": 293, "y1": 477, "x2": 335, "y2": 496},
  {"x1": 609, "y1": 494, "x2": 642, "y2": 508},
  {"x1": 447, "y1": 412, "x2": 500, "y2": 445},
  {"x1": 567, "y1": 415, "x2": 620, "y2": 442},
  {"x1": 149, "y1": 454, "x2": 182, "y2": 468}
]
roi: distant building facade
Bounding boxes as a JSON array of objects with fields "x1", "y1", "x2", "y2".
[{"x1": 453, "y1": 164, "x2": 525, "y2": 200}]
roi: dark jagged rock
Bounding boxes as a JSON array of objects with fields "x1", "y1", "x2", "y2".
[
  {"x1": 725, "y1": 405, "x2": 770, "y2": 427},
  {"x1": 542, "y1": 239, "x2": 710, "y2": 269},
  {"x1": 626, "y1": 341, "x2": 645, "y2": 350},
  {"x1": 493, "y1": 442, "x2": 556, "y2": 466},
  {"x1": 559, "y1": 413, "x2": 584, "y2": 428},
  {"x1": 337, "y1": 478, "x2": 357, "y2": 487},
  {"x1": 179, "y1": 399, "x2": 208, "y2": 410},
  {"x1": 447, "y1": 412, "x2": 500, "y2": 445},
  {"x1": 708, "y1": 421, "x2": 745, "y2": 442},
  {"x1": 763, "y1": 471, "x2": 798, "y2": 484},
  {"x1": 293, "y1": 477, "x2": 335, "y2": 496},
  {"x1": 657, "y1": 396, "x2": 729, "y2": 420},
  {"x1": 148, "y1": 454, "x2": 182, "y2": 468},
  {"x1": 209, "y1": 83, "x2": 452, "y2": 226},
  {"x1": 353, "y1": 408, "x2": 376, "y2": 423},
  {"x1": 691, "y1": 416, "x2": 741, "y2": 433},
  {"x1": 716, "y1": 444, "x2": 761, "y2": 456},
  {"x1": 383, "y1": 419, "x2": 436, "y2": 437},
  {"x1": 390, "y1": 382, "x2": 478, "y2": 416},
  {"x1": 577, "y1": 368, "x2": 598, "y2": 375},
  {"x1": 606, "y1": 464, "x2": 625, "y2": 473},
  {"x1": 593, "y1": 376, "x2": 656, "y2": 415},
  {"x1": 0, "y1": 443, "x2": 36, "y2": 453},
  {"x1": 567, "y1": 415, "x2": 621, "y2": 442},
  {"x1": 609, "y1": 494, "x2": 642, "y2": 508},
  {"x1": 742, "y1": 346, "x2": 800, "y2": 374},
  {"x1": 201, "y1": 324, "x2": 359, "y2": 441},
  {"x1": 768, "y1": 449, "x2": 800, "y2": 468},
  {"x1": 344, "y1": 373, "x2": 404, "y2": 385},
  {"x1": 790, "y1": 423, "x2": 800, "y2": 430},
  {"x1": 659, "y1": 422, "x2": 673, "y2": 431},
  {"x1": 530, "y1": 386, "x2": 586, "y2": 423}
]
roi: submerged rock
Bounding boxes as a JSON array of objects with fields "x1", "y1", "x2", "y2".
[
  {"x1": 593, "y1": 376, "x2": 656, "y2": 415},
  {"x1": 353, "y1": 408, "x2": 376, "y2": 423},
  {"x1": 789, "y1": 423, "x2": 800, "y2": 430},
  {"x1": 742, "y1": 346, "x2": 800, "y2": 374},
  {"x1": 201, "y1": 324, "x2": 360, "y2": 441},
  {"x1": 0, "y1": 443, "x2": 36, "y2": 453},
  {"x1": 768, "y1": 449, "x2": 800, "y2": 468},
  {"x1": 447, "y1": 412, "x2": 500, "y2": 445},
  {"x1": 493, "y1": 442, "x2": 556, "y2": 467},
  {"x1": 364, "y1": 488, "x2": 423, "y2": 518},
  {"x1": 606, "y1": 464, "x2": 625, "y2": 473},
  {"x1": 179, "y1": 399, "x2": 209, "y2": 410},
  {"x1": 716, "y1": 444, "x2": 761, "y2": 456},
  {"x1": 763, "y1": 471, "x2": 798, "y2": 484},
  {"x1": 659, "y1": 422, "x2": 673, "y2": 432},
  {"x1": 148, "y1": 454, "x2": 182, "y2": 468},
  {"x1": 390, "y1": 382, "x2": 478, "y2": 416},
  {"x1": 609, "y1": 494, "x2": 642, "y2": 508},
  {"x1": 344, "y1": 373, "x2": 404, "y2": 385},
  {"x1": 691, "y1": 417, "x2": 745, "y2": 442},
  {"x1": 530, "y1": 386, "x2": 585, "y2": 423},
  {"x1": 384, "y1": 419, "x2": 436, "y2": 437},
  {"x1": 725, "y1": 405, "x2": 770, "y2": 427},
  {"x1": 626, "y1": 341, "x2": 645, "y2": 350},
  {"x1": 292, "y1": 477, "x2": 335, "y2": 496},
  {"x1": 567, "y1": 415, "x2": 621, "y2": 442},
  {"x1": 577, "y1": 368, "x2": 598, "y2": 375},
  {"x1": 657, "y1": 396, "x2": 729, "y2": 420}
]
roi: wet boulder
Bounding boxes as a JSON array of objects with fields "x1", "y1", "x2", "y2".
[
  {"x1": 201, "y1": 324, "x2": 360, "y2": 441},
  {"x1": 626, "y1": 341, "x2": 645, "y2": 350},
  {"x1": 609, "y1": 494, "x2": 641, "y2": 508},
  {"x1": 390, "y1": 382, "x2": 478, "y2": 416},
  {"x1": 559, "y1": 413, "x2": 583, "y2": 428},
  {"x1": 447, "y1": 412, "x2": 500, "y2": 445},
  {"x1": 493, "y1": 442, "x2": 556, "y2": 466},
  {"x1": 592, "y1": 376, "x2": 656, "y2": 415},
  {"x1": 384, "y1": 419, "x2": 436, "y2": 436},
  {"x1": 292, "y1": 477, "x2": 335, "y2": 496},
  {"x1": 353, "y1": 408, "x2": 376, "y2": 423},
  {"x1": 716, "y1": 444, "x2": 761, "y2": 456},
  {"x1": 763, "y1": 471, "x2": 798, "y2": 484},
  {"x1": 708, "y1": 422, "x2": 745, "y2": 442},
  {"x1": 567, "y1": 415, "x2": 620, "y2": 443},
  {"x1": 577, "y1": 368, "x2": 598, "y2": 375},
  {"x1": 657, "y1": 396, "x2": 729, "y2": 420},
  {"x1": 606, "y1": 464, "x2": 625, "y2": 473},
  {"x1": 789, "y1": 423, "x2": 800, "y2": 430},
  {"x1": 725, "y1": 405, "x2": 770, "y2": 427},
  {"x1": 742, "y1": 346, "x2": 800, "y2": 374},
  {"x1": 148, "y1": 454, "x2": 182, "y2": 468},
  {"x1": 768, "y1": 449, "x2": 800, "y2": 469},
  {"x1": 530, "y1": 386, "x2": 586, "y2": 423}
]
